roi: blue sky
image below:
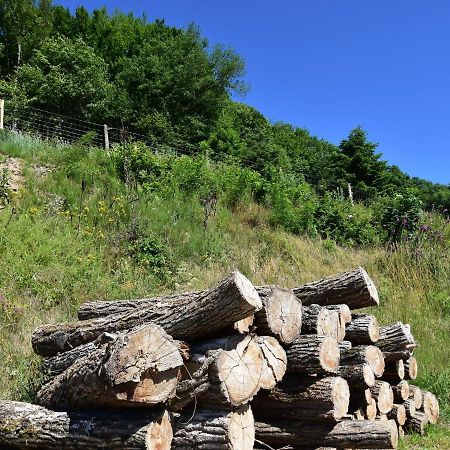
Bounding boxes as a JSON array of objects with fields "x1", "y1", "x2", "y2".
[{"x1": 55, "y1": 0, "x2": 450, "y2": 184}]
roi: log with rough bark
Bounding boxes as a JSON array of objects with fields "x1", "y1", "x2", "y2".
[
  {"x1": 381, "y1": 359, "x2": 405, "y2": 384},
  {"x1": 340, "y1": 345, "x2": 385, "y2": 378},
  {"x1": 254, "y1": 419, "x2": 398, "y2": 449},
  {"x1": 422, "y1": 391, "x2": 439, "y2": 424},
  {"x1": 251, "y1": 376, "x2": 350, "y2": 421},
  {"x1": 338, "y1": 340, "x2": 353, "y2": 353},
  {"x1": 353, "y1": 398, "x2": 377, "y2": 421},
  {"x1": 32, "y1": 271, "x2": 262, "y2": 356},
  {"x1": 338, "y1": 363, "x2": 375, "y2": 389},
  {"x1": 376, "y1": 323, "x2": 417, "y2": 362},
  {"x1": 345, "y1": 314, "x2": 380, "y2": 345},
  {"x1": 405, "y1": 411, "x2": 428, "y2": 435},
  {"x1": 169, "y1": 334, "x2": 266, "y2": 410},
  {"x1": 403, "y1": 356, "x2": 418, "y2": 380},
  {"x1": 392, "y1": 381, "x2": 410, "y2": 403},
  {"x1": 328, "y1": 310, "x2": 346, "y2": 343},
  {"x1": 325, "y1": 304, "x2": 352, "y2": 324},
  {"x1": 292, "y1": 267, "x2": 379, "y2": 310},
  {"x1": 253, "y1": 286, "x2": 302, "y2": 344},
  {"x1": 37, "y1": 324, "x2": 183, "y2": 410},
  {"x1": 370, "y1": 381, "x2": 394, "y2": 414},
  {"x1": 408, "y1": 384, "x2": 423, "y2": 409},
  {"x1": 0, "y1": 400, "x2": 173, "y2": 449},
  {"x1": 403, "y1": 399, "x2": 416, "y2": 419},
  {"x1": 172, "y1": 405, "x2": 254, "y2": 450},
  {"x1": 286, "y1": 335, "x2": 340, "y2": 375},
  {"x1": 387, "y1": 404, "x2": 407, "y2": 426},
  {"x1": 301, "y1": 304, "x2": 331, "y2": 335}
]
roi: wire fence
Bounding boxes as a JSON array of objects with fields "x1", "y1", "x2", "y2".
[{"x1": 1, "y1": 101, "x2": 198, "y2": 154}]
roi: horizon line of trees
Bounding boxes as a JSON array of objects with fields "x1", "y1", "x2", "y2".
[{"x1": 0, "y1": 0, "x2": 448, "y2": 214}]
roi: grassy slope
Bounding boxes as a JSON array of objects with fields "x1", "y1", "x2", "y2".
[{"x1": 0, "y1": 133, "x2": 449, "y2": 448}]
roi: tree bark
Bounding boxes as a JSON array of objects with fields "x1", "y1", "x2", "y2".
[
  {"x1": 32, "y1": 271, "x2": 262, "y2": 356},
  {"x1": 292, "y1": 267, "x2": 379, "y2": 310},
  {"x1": 168, "y1": 334, "x2": 264, "y2": 411},
  {"x1": 381, "y1": 359, "x2": 404, "y2": 384},
  {"x1": 338, "y1": 363, "x2": 375, "y2": 389},
  {"x1": 252, "y1": 376, "x2": 350, "y2": 421},
  {"x1": 369, "y1": 381, "x2": 394, "y2": 414},
  {"x1": 422, "y1": 391, "x2": 439, "y2": 424},
  {"x1": 37, "y1": 324, "x2": 183, "y2": 410},
  {"x1": 338, "y1": 340, "x2": 353, "y2": 353},
  {"x1": 345, "y1": 314, "x2": 380, "y2": 345},
  {"x1": 340, "y1": 345, "x2": 385, "y2": 377},
  {"x1": 376, "y1": 323, "x2": 417, "y2": 362},
  {"x1": 392, "y1": 381, "x2": 410, "y2": 403},
  {"x1": 325, "y1": 304, "x2": 352, "y2": 324},
  {"x1": 408, "y1": 384, "x2": 423, "y2": 409},
  {"x1": 403, "y1": 399, "x2": 416, "y2": 419},
  {"x1": 172, "y1": 405, "x2": 254, "y2": 450},
  {"x1": 0, "y1": 401, "x2": 172, "y2": 449},
  {"x1": 387, "y1": 404, "x2": 407, "y2": 426},
  {"x1": 301, "y1": 304, "x2": 331, "y2": 335},
  {"x1": 254, "y1": 419, "x2": 398, "y2": 449},
  {"x1": 286, "y1": 335, "x2": 340, "y2": 375},
  {"x1": 405, "y1": 411, "x2": 428, "y2": 435},
  {"x1": 403, "y1": 356, "x2": 418, "y2": 380},
  {"x1": 253, "y1": 286, "x2": 302, "y2": 344}
]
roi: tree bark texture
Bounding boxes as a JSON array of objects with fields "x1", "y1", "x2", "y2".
[
  {"x1": 340, "y1": 345, "x2": 385, "y2": 378},
  {"x1": 370, "y1": 381, "x2": 394, "y2": 414},
  {"x1": 376, "y1": 322, "x2": 417, "y2": 362},
  {"x1": 338, "y1": 363, "x2": 375, "y2": 389},
  {"x1": 301, "y1": 304, "x2": 331, "y2": 336},
  {"x1": 345, "y1": 314, "x2": 380, "y2": 345},
  {"x1": 403, "y1": 356, "x2": 418, "y2": 380}
]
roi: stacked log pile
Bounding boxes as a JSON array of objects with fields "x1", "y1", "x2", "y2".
[{"x1": 0, "y1": 267, "x2": 439, "y2": 449}]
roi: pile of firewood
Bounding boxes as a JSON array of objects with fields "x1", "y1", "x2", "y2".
[{"x1": 0, "y1": 267, "x2": 439, "y2": 449}]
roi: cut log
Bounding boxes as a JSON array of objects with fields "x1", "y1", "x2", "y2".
[
  {"x1": 32, "y1": 271, "x2": 262, "y2": 356},
  {"x1": 254, "y1": 419, "x2": 398, "y2": 449},
  {"x1": 392, "y1": 381, "x2": 410, "y2": 403},
  {"x1": 345, "y1": 314, "x2": 379, "y2": 345},
  {"x1": 422, "y1": 391, "x2": 439, "y2": 424},
  {"x1": 0, "y1": 400, "x2": 172, "y2": 449},
  {"x1": 338, "y1": 363, "x2": 375, "y2": 389},
  {"x1": 251, "y1": 376, "x2": 350, "y2": 421},
  {"x1": 172, "y1": 405, "x2": 254, "y2": 450},
  {"x1": 286, "y1": 335, "x2": 340, "y2": 375},
  {"x1": 370, "y1": 381, "x2": 394, "y2": 414},
  {"x1": 366, "y1": 398, "x2": 378, "y2": 420},
  {"x1": 340, "y1": 345, "x2": 385, "y2": 377},
  {"x1": 376, "y1": 323, "x2": 417, "y2": 362},
  {"x1": 405, "y1": 410, "x2": 428, "y2": 435},
  {"x1": 325, "y1": 304, "x2": 352, "y2": 324},
  {"x1": 37, "y1": 324, "x2": 183, "y2": 409},
  {"x1": 292, "y1": 267, "x2": 379, "y2": 310},
  {"x1": 387, "y1": 404, "x2": 407, "y2": 426},
  {"x1": 255, "y1": 335, "x2": 287, "y2": 390},
  {"x1": 403, "y1": 356, "x2": 418, "y2": 380},
  {"x1": 328, "y1": 310, "x2": 346, "y2": 343},
  {"x1": 403, "y1": 399, "x2": 416, "y2": 419},
  {"x1": 398, "y1": 425, "x2": 405, "y2": 439},
  {"x1": 169, "y1": 334, "x2": 264, "y2": 411},
  {"x1": 381, "y1": 359, "x2": 405, "y2": 384},
  {"x1": 302, "y1": 304, "x2": 331, "y2": 335},
  {"x1": 253, "y1": 286, "x2": 302, "y2": 344},
  {"x1": 408, "y1": 384, "x2": 423, "y2": 409}
]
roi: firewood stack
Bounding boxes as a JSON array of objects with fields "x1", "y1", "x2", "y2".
[{"x1": 0, "y1": 267, "x2": 440, "y2": 449}]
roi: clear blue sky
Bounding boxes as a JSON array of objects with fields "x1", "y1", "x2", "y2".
[{"x1": 55, "y1": 0, "x2": 450, "y2": 184}]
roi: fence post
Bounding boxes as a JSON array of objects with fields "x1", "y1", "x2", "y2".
[
  {"x1": 0, "y1": 99, "x2": 4, "y2": 130},
  {"x1": 103, "y1": 124, "x2": 110, "y2": 149}
]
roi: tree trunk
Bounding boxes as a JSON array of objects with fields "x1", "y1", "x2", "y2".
[
  {"x1": 325, "y1": 304, "x2": 352, "y2": 324},
  {"x1": 369, "y1": 381, "x2": 394, "y2": 414},
  {"x1": 301, "y1": 304, "x2": 331, "y2": 335},
  {"x1": 169, "y1": 334, "x2": 264, "y2": 411},
  {"x1": 253, "y1": 286, "x2": 302, "y2": 344},
  {"x1": 340, "y1": 345, "x2": 385, "y2": 377},
  {"x1": 172, "y1": 405, "x2": 254, "y2": 450},
  {"x1": 403, "y1": 399, "x2": 416, "y2": 419},
  {"x1": 37, "y1": 324, "x2": 183, "y2": 410},
  {"x1": 32, "y1": 271, "x2": 262, "y2": 356},
  {"x1": 387, "y1": 404, "x2": 407, "y2": 426},
  {"x1": 254, "y1": 419, "x2": 398, "y2": 449},
  {"x1": 405, "y1": 411, "x2": 428, "y2": 435},
  {"x1": 392, "y1": 381, "x2": 410, "y2": 403},
  {"x1": 403, "y1": 356, "x2": 418, "y2": 380},
  {"x1": 328, "y1": 310, "x2": 346, "y2": 343},
  {"x1": 254, "y1": 336, "x2": 287, "y2": 390},
  {"x1": 292, "y1": 267, "x2": 379, "y2": 310},
  {"x1": 345, "y1": 314, "x2": 380, "y2": 345},
  {"x1": 286, "y1": 335, "x2": 340, "y2": 375},
  {"x1": 376, "y1": 323, "x2": 417, "y2": 361},
  {"x1": 252, "y1": 376, "x2": 350, "y2": 421},
  {"x1": 338, "y1": 363, "x2": 375, "y2": 389},
  {"x1": 408, "y1": 384, "x2": 423, "y2": 409},
  {"x1": 422, "y1": 391, "x2": 439, "y2": 424},
  {"x1": 0, "y1": 401, "x2": 172, "y2": 449},
  {"x1": 381, "y1": 359, "x2": 404, "y2": 384}
]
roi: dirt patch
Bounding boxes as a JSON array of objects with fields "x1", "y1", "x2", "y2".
[{"x1": 0, "y1": 156, "x2": 24, "y2": 192}]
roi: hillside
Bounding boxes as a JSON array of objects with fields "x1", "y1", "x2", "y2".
[{"x1": 0, "y1": 131, "x2": 449, "y2": 448}]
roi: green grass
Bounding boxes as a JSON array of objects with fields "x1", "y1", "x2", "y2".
[{"x1": 0, "y1": 131, "x2": 449, "y2": 448}]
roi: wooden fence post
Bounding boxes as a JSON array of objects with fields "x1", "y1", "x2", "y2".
[
  {"x1": 103, "y1": 124, "x2": 109, "y2": 149},
  {"x1": 0, "y1": 99, "x2": 4, "y2": 130}
]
